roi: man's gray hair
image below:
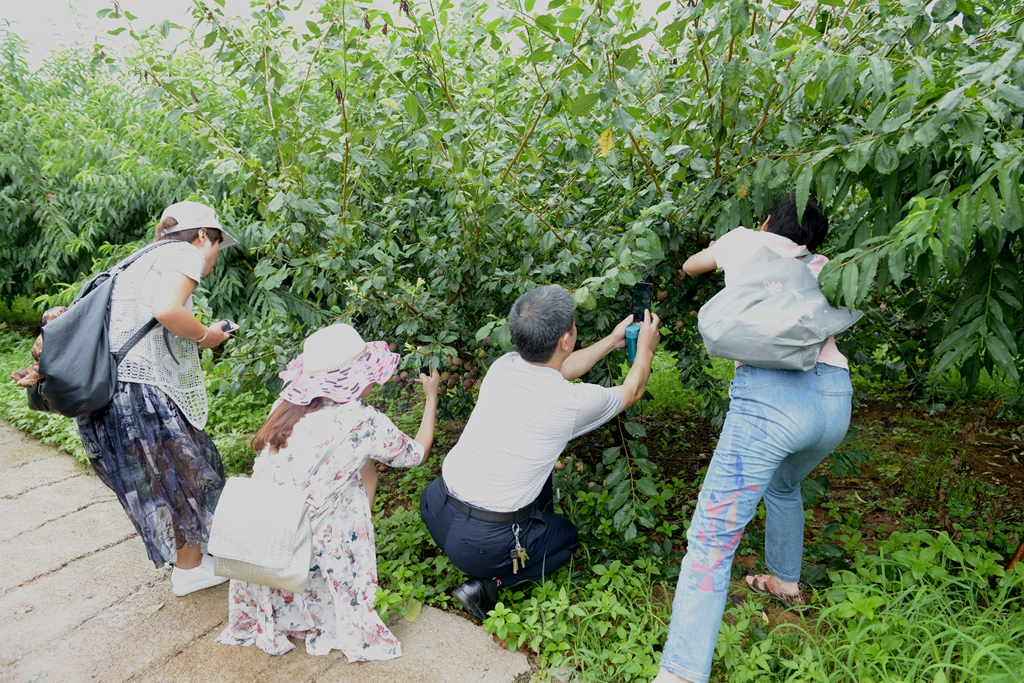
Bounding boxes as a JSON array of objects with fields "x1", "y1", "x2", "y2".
[{"x1": 509, "y1": 285, "x2": 576, "y2": 363}]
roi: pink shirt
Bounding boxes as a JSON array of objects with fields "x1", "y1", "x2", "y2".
[{"x1": 710, "y1": 227, "x2": 848, "y2": 370}]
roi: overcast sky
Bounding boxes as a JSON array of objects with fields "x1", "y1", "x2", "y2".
[{"x1": 2, "y1": 0, "x2": 669, "y2": 68}]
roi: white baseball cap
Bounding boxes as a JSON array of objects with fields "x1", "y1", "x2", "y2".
[{"x1": 159, "y1": 201, "x2": 240, "y2": 248}]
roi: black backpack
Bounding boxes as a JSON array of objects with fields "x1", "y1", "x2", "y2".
[{"x1": 28, "y1": 242, "x2": 176, "y2": 418}]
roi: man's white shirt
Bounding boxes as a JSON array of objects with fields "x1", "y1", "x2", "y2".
[{"x1": 441, "y1": 353, "x2": 623, "y2": 512}]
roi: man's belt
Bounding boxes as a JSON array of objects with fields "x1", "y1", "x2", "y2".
[{"x1": 439, "y1": 474, "x2": 535, "y2": 524}]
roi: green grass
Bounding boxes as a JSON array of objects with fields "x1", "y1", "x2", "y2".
[
  {"x1": 3, "y1": 324, "x2": 1022, "y2": 682},
  {"x1": 0, "y1": 324, "x2": 88, "y2": 461}
]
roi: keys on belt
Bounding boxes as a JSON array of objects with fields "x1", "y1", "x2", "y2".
[{"x1": 510, "y1": 524, "x2": 529, "y2": 574}]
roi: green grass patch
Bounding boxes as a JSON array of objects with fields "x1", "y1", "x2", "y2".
[
  {"x1": 0, "y1": 324, "x2": 88, "y2": 461},
  {"x1": 3, "y1": 324, "x2": 1022, "y2": 682}
]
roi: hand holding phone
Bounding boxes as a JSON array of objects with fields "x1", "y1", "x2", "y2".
[
  {"x1": 221, "y1": 320, "x2": 240, "y2": 334},
  {"x1": 631, "y1": 282, "x2": 654, "y2": 323},
  {"x1": 419, "y1": 365, "x2": 430, "y2": 377}
]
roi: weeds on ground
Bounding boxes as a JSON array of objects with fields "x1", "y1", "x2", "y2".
[
  {"x1": 0, "y1": 324, "x2": 87, "y2": 461},
  {"x1": 2, "y1": 326, "x2": 1022, "y2": 682}
]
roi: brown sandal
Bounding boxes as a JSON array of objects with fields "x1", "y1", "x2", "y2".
[{"x1": 745, "y1": 574, "x2": 811, "y2": 613}]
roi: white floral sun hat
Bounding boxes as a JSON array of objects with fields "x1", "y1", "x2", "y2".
[{"x1": 279, "y1": 324, "x2": 400, "y2": 406}]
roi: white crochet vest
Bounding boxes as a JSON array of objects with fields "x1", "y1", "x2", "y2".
[{"x1": 107, "y1": 243, "x2": 209, "y2": 430}]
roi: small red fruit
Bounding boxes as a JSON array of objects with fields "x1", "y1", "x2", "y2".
[{"x1": 462, "y1": 379, "x2": 473, "y2": 389}]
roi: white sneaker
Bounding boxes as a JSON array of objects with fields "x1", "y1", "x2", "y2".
[{"x1": 170, "y1": 554, "x2": 228, "y2": 597}]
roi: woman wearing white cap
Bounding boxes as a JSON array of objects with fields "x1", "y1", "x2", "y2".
[
  {"x1": 217, "y1": 323, "x2": 440, "y2": 660},
  {"x1": 76, "y1": 200, "x2": 241, "y2": 596}
]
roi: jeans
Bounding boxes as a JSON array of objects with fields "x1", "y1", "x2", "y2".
[
  {"x1": 420, "y1": 474, "x2": 579, "y2": 587},
  {"x1": 660, "y1": 363, "x2": 852, "y2": 683}
]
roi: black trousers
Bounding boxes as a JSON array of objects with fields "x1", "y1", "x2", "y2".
[{"x1": 420, "y1": 474, "x2": 579, "y2": 587}]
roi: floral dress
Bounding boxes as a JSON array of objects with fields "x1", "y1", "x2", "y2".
[{"x1": 216, "y1": 400, "x2": 424, "y2": 660}]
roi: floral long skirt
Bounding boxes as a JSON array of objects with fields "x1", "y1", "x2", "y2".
[{"x1": 76, "y1": 381, "x2": 225, "y2": 567}]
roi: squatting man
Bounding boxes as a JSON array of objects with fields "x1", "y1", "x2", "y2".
[{"x1": 419, "y1": 284, "x2": 661, "y2": 619}]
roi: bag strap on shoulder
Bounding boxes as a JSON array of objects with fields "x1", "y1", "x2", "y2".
[
  {"x1": 109, "y1": 241, "x2": 187, "y2": 365},
  {"x1": 112, "y1": 239, "x2": 179, "y2": 274},
  {"x1": 114, "y1": 318, "x2": 161, "y2": 365}
]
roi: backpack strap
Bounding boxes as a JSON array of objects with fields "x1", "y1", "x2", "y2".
[
  {"x1": 114, "y1": 318, "x2": 161, "y2": 365},
  {"x1": 109, "y1": 241, "x2": 189, "y2": 365},
  {"x1": 112, "y1": 240, "x2": 179, "y2": 274}
]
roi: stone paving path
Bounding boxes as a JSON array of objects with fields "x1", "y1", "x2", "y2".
[{"x1": 0, "y1": 421, "x2": 531, "y2": 683}]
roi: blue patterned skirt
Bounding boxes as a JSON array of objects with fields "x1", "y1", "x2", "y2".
[{"x1": 76, "y1": 381, "x2": 225, "y2": 567}]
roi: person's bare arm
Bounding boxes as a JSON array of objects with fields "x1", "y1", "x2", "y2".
[
  {"x1": 413, "y1": 370, "x2": 440, "y2": 463},
  {"x1": 682, "y1": 247, "x2": 718, "y2": 277},
  {"x1": 613, "y1": 309, "x2": 661, "y2": 411},
  {"x1": 151, "y1": 270, "x2": 229, "y2": 348},
  {"x1": 560, "y1": 314, "x2": 633, "y2": 380}
]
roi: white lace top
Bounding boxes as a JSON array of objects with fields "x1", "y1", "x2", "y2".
[{"x1": 107, "y1": 242, "x2": 209, "y2": 429}]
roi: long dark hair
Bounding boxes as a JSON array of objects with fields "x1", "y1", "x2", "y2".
[{"x1": 252, "y1": 397, "x2": 334, "y2": 453}]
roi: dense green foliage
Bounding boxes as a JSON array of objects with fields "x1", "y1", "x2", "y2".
[{"x1": 3, "y1": 0, "x2": 1023, "y2": 403}]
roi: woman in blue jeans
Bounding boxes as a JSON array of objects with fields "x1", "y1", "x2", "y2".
[{"x1": 654, "y1": 192, "x2": 853, "y2": 683}]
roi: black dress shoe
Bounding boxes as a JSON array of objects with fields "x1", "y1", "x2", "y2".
[{"x1": 453, "y1": 579, "x2": 497, "y2": 622}]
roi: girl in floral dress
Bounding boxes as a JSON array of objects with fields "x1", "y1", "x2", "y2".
[{"x1": 217, "y1": 324, "x2": 439, "y2": 660}]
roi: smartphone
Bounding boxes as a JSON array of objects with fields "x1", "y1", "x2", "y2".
[
  {"x1": 222, "y1": 320, "x2": 240, "y2": 334},
  {"x1": 419, "y1": 365, "x2": 430, "y2": 377},
  {"x1": 631, "y1": 283, "x2": 654, "y2": 323}
]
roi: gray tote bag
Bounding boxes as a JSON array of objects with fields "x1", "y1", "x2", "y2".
[{"x1": 697, "y1": 246, "x2": 864, "y2": 371}]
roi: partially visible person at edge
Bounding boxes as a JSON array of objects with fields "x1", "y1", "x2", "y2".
[
  {"x1": 420, "y1": 284, "x2": 661, "y2": 621},
  {"x1": 652, "y1": 192, "x2": 854, "y2": 683},
  {"x1": 217, "y1": 324, "x2": 440, "y2": 661},
  {"x1": 75, "y1": 201, "x2": 239, "y2": 596}
]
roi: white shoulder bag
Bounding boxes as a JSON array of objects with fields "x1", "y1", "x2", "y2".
[{"x1": 207, "y1": 440, "x2": 341, "y2": 593}]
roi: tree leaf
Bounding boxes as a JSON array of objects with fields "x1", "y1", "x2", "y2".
[
  {"x1": 795, "y1": 163, "x2": 813, "y2": 225},
  {"x1": 873, "y1": 143, "x2": 898, "y2": 174},
  {"x1": 730, "y1": 0, "x2": 750, "y2": 37},
  {"x1": 636, "y1": 477, "x2": 659, "y2": 497},
  {"x1": 843, "y1": 145, "x2": 870, "y2": 173},
  {"x1": 931, "y1": 0, "x2": 956, "y2": 22},
  {"x1": 985, "y1": 335, "x2": 1020, "y2": 383},
  {"x1": 598, "y1": 128, "x2": 613, "y2": 156},
  {"x1": 599, "y1": 81, "x2": 618, "y2": 102},
  {"x1": 611, "y1": 107, "x2": 636, "y2": 134},
  {"x1": 907, "y1": 14, "x2": 931, "y2": 47},
  {"x1": 842, "y1": 260, "x2": 860, "y2": 308},
  {"x1": 138, "y1": 602, "x2": 165, "y2": 615},
  {"x1": 623, "y1": 421, "x2": 646, "y2": 438}
]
